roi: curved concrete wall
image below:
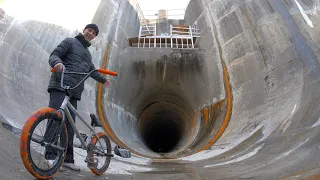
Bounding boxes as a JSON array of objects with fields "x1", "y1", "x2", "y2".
[
  {"x1": 102, "y1": 47, "x2": 225, "y2": 158},
  {"x1": 1, "y1": 0, "x2": 320, "y2": 179},
  {"x1": 180, "y1": 0, "x2": 320, "y2": 179},
  {"x1": 100, "y1": 0, "x2": 320, "y2": 178}
]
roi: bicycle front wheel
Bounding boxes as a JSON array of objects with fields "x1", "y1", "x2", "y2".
[
  {"x1": 88, "y1": 132, "x2": 112, "y2": 175},
  {"x1": 20, "y1": 107, "x2": 68, "y2": 180}
]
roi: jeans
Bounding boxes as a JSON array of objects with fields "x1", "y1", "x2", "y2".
[{"x1": 45, "y1": 90, "x2": 77, "y2": 163}]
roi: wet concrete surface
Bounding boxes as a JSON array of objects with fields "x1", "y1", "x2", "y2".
[
  {"x1": 0, "y1": 119, "x2": 167, "y2": 180},
  {"x1": 1, "y1": 0, "x2": 320, "y2": 179},
  {"x1": 0, "y1": 120, "x2": 205, "y2": 180}
]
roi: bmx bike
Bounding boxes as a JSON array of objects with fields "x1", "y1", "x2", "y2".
[{"x1": 20, "y1": 67, "x2": 117, "y2": 179}]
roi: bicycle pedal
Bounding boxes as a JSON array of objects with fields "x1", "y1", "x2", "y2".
[{"x1": 114, "y1": 145, "x2": 131, "y2": 158}]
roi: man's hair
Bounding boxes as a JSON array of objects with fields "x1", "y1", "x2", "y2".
[{"x1": 84, "y1": 24, "x2": 99, "y2": 36}]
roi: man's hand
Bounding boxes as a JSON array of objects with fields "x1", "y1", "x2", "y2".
[
  {"x1": 53, "y1": 63, "x2": 64, "y2": 72},
  {"x1": 104, "y1": 79, "x2": 111, "y2": 88}
]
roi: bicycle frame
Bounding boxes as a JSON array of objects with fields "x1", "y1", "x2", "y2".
[
  {"x1": 58, "y1": 95, "x2": 99, "y2": 150},
  {"x1": 51, "y1": 67, "x2": 116, "y2": 155}
]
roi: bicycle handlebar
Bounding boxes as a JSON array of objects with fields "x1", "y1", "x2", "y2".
[
  {"x1": 50, "y1": 68, "x2": 117, "y2": 90},
  {"x1": 97, "y1": 69, "x2": 117, "y2": 76},
  {"x1": 51, "y1": 68, "x2": 117, "y2": 76}
]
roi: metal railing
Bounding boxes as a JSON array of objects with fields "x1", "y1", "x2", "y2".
[
  {"x1": 134, "y1": 3, "x2": 150, "y2": 26},
  {"x1": 143, "y1": 9, "x2": 186, "y2": 21},
  {"x1": 129, "y1": 1, "x2": 187, "y2": 25},
  {"x1": 137, "y1": 24, "x2": 200, "y2": 49},
  {"x1": 139, "y1": 24, "x2": 156, "y2": 37},
  {"x1": 128, "y1": 0, "x2": 151, "y2": 26}
]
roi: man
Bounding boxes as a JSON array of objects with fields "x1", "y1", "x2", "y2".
[{"x1": 45, "y1": 24, "x2": 110, "y2": 171}]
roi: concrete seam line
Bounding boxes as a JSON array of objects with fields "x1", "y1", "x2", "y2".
[
  {"x1": 96, "y1": 44, "x2": 125, "y2": 146},
  {"x1": 197, "y1": 60, "x2": 233, "y2": 152}
]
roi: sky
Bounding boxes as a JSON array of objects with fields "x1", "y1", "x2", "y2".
[
  {"x1": 138, "y1": 0, "x2": 190, "y2": 11},
  {"x1": 1, "y1": 0, "x2": 101, "y2": 29},
  {"x1": 0, "y1": 0, "x2": 190, "y2": 29},
  {"x1": 137, "y1": 0, "x2": 190, "y2": 19}
]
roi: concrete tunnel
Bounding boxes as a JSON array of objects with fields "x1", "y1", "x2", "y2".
[{"x1": 1, "y1": 0, "x2": 320, "y2": 179}]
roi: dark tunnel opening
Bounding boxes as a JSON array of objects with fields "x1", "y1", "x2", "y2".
[
  {"x1": 138, "y1": 103, "x2": 188, "y2": 154},
  {"x1": 142, "y1": 117, "x2": 181, "y2": 153}
]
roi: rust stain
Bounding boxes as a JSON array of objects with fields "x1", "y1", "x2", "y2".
[
  {"x1": 281, "y1": 167, "x2": 320, "y2": 180},
  {"x1": 197, "y1": 60, "x2": 233, "y2": 152},
  {"x1": 190, "y1": 111, "x2": 198, "y2": 139},
  {"x1": 200, "y1": 103, "x2": 217, "y2": 132},
  {"x1": 201, "y1": 108, "x2": 209, "y2": 126},
  {"x1": 300, "y1": 173, "x2": 320, "y2": 180},
  {"x1": 210, "y1": 104, "x2": 215, "y2": 124},
  {"x1": 96, "y1": 45, "x2": 126, "y2": 148}
]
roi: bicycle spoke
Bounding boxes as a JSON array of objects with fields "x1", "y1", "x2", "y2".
[
  {"x1": 93, "y1": 139, "x2": 108, "y2": 169},
  {"x1": 28, "y1": 118, "x2": 64, "y2": 171},
  {"x1": 39, "y1": 119, "x2": 45, "y2": 137}
]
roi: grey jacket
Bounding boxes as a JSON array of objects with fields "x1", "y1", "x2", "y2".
[{"x1": 47, "y1": 33, "x2": 106, "y2": 100}]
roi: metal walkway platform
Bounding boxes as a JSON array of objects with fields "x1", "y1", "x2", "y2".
[{"x1": 128, "y1": 24, "x2": 200, "y2": 49}]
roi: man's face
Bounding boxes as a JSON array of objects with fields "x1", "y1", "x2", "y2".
[{"x1": 83, "y1": 28, "x2": 97, "y2": 41}]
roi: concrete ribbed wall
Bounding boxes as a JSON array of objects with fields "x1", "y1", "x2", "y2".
[
  {"x1": 180, "y1": 0, "x2": 320, "y2": 179},
  {"x1": 1, "y1": 0, "x2": 320, "y2": 179}
]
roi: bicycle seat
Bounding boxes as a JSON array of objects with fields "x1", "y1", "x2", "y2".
[{"x1": 90, "y1": 114, "x2": 103, "y2": 127}]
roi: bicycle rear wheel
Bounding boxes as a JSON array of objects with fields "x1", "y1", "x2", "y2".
[
  {"x1": 88, "y1": 132, "x2": 112, "y2": 175},
  {"x1": 20, "y1": 107, "x2": 68, "y2": 180}
]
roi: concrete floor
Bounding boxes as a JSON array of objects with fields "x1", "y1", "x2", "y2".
[{"x1": 1, "y1": 0, "x2": 320, "y2": 179}]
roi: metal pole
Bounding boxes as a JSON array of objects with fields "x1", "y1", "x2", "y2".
[
  {"x1": 187, "y1": 37, "x2": 189, "y2": 48},
  {"x1": 165, "y1": 37, "x2": 167, "y2": 48},
  {"x1": 176, "y1": 38, "x2": 178, "y2": 48},
  {"x1": 190, "y1": 26, "x2": 194, "y2": 48},
  {"x1": 182, "y1": 38, "x2": 184, "y2": 49},
  {"x1": 170, "y1": 25, "x2": 173, "y2": 48},
  {"x1": 154, "y1": 24, "x2": 156, "y2": 47},
  {"x1": 138, "y1": 26, "x2": 142, "y2": 47}
]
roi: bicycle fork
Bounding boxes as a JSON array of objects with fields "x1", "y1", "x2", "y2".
[{"x1": 37, "y1": 97, "x2": 70, "y2": 153}]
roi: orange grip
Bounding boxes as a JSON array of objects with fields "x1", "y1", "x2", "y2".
[
  {"x1": 97, "y1": 69, "x2": 117, "y2": 76},
  {"x1": 51, "y1": 68, "x2": 55, "y2": 73}
]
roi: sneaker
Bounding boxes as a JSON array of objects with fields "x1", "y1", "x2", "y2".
[
  {"x1": 45, "y1": 160, "x2": 55, "y2": 168},
  {"x1": 62, "y1": 163, "x2": 80, "y2": 171}
]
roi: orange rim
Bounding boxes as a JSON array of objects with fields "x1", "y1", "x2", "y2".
[{"x1": 89, "y1": 132, "x2": 111, "y2": 175}]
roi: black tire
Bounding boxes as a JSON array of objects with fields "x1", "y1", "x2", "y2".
[
  {"x1": 88, "y1": 132, "x2": 112, "y2": 175},
  {"x1": 20, "y1": 108, "x2": 68, "y2": 179}
]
